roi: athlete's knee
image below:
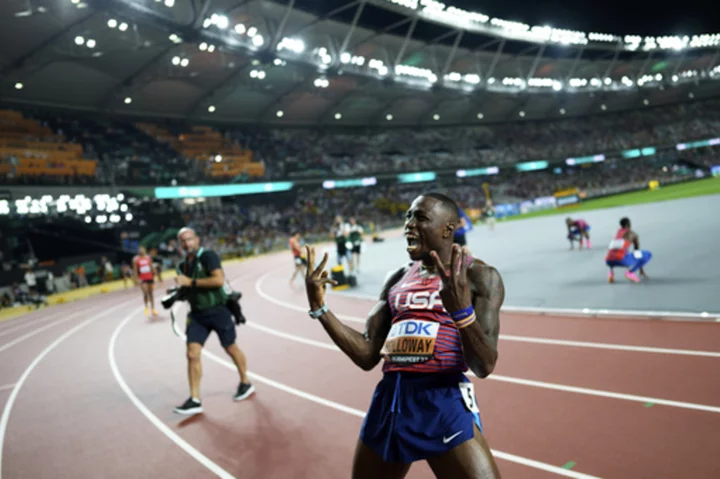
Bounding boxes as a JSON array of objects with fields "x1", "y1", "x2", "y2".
[{"x1": 187, "y1": 343, "x2": 203, "y2": 361}]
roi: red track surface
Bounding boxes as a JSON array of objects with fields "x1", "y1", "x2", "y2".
[{"x1": 1, "y1": 251, "x2": 719, "y2": 479}]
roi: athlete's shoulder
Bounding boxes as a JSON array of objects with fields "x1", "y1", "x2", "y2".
[
  {"x1": 468, "y1": 258, "x2": 504, "y2": 291},
  {"x1": 379, "y1": 262, "x2": 413, "y2": 299}
]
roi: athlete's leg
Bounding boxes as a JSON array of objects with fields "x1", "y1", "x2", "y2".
[
  {"x1": 426, "y1": 424, "x2": 501, "y2": 479},
  {"x1": 629, "y1": 250, "x2": 652, "y2": 273},
  {"x1": 352, "y1": 440, "x2": 411, "y2": 479},
  {"x1": 187, "y1": 342, "x2": 203, "y2": 399},
  {"x1": 147, "y1": 283, "x2": 157, "y2": 314},
  {"x1": 224, "y1": 343, "x2": 249, "y2": 384}
]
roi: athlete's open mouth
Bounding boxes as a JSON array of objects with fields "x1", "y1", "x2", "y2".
[{"x1": 406, "y1": 233, "x2": 420, "y2": 252}]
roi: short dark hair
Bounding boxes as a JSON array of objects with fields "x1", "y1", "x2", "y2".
[
  {"x1": 422, "y1": 192, "x2": 460, "y2": 223},
  {"x1": 620, "y1": 217, "x2": 631, "y2": 228}
]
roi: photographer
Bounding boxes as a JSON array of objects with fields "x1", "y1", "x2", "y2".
[{"x1": 171, "y1": 227, "x2": 254, "y2": 415}]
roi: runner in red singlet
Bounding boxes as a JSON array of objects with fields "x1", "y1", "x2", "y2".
[
  {"x1": 605, "y1": 217, "x2": 651, "y2": 283},
  {"x1": 133, "y1": 246, "x2": 158, "y2": 316},
  {"x1": 304, "y1": 192, "x2": 504, "y2": 478},
  {"x1": 289, "y1": 232, "x2": 307, "y2": 287}
]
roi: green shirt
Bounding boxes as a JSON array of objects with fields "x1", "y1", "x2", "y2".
[{"x1": 176, "y1": 248, "x2": 227, "y2": 312}]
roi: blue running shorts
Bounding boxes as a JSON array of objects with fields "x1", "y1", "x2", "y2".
[{"x1": 359, "y1": 371, "x2": 483, "y2": 464}]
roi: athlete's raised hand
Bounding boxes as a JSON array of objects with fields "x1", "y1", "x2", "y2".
[
  {"x1": 430, "y1": 244, "x2": 473, "y2": 314},
  {"x1": 304, "y1": 246, "x2": 337, "y2": 310}
]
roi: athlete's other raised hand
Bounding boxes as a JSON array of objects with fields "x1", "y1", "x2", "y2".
[
  {"x1": 304, "y1": 246, "x2": 337, "y2": 310},
  {"x1": 430, "y1": 244, "x2": 472, "y2": 314}
]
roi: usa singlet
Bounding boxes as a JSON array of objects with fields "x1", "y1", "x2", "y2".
[
  {"x1": 382, "y1": 261, "x2": 468, "y2": 374},
  {"x1": 605, "y1": 228, "x2": 631, "y2": 262}
]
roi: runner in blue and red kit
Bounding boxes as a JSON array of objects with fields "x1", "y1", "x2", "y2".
[
  {"x1": 605, "y1": 217, "x2": 651, "y2": 283},
  {"x1": 303, "y1": 192, "x2": 505, "y2": 478}
]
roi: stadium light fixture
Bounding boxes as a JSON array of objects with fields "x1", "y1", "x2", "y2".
[
  {"x1": 180, "y1": 58, "x2": 189, "y2": 67},
  {"x1": 643, "y1": 99, "x2": 650, "y2": 105},
  {"x1": 124, "y1": 97, "x2": 132, "y2": 104},
  {"x1": 559, "y1": 108, "x2": 566, "y2": 115},
  {"x1": 234, "y1": 24, "x2": 246, "y2": 34},
  {"x1": 601, "y1": 104, "x2": 607, "y2": 110},
  {"x1": 334, "y1": 113, "x2": 342, "y2": 120},
  {"x1": 433, "y1": 114, "x2": 440, "y2": 121},
  {"x1": 15, "y1": 82, "x2": 23, "y2": 90},
  {"x1": 386, "y1": 114, "x2": 393, "y2": 121},
  {"x1": 108, "y1": 19, "x2": 117, "y2": 28},
  {"x1": 689, "y1": 92, "x2": 695, "y2": 99},
  {"x1": 247, "y1": 26, "x2": 258, "y2": 37},
  {"x1": 252, "y1": 35, "x2": 264, "y2": 47},
  {"x1": 164, "y1": 0, "x2": 175, "y2": 7},
  {"x1": 86, "y1": 39, "x2": 96, "y2": 49},
  {"x1": 519, "y1": 111, "x2": 526, "y2": 117},
  {"x1": 276, "y1": 110, "x2": 284, "y2": 117},
  {"x1": 119, "y1": 22, "x2": 129, "y2": 32},
  {"x1": 208, "y1": 105, "x2": 216, "y2": 113},
  {"x1": 477, "y1": 113, "x2": 484, "y2": 119},
  {"x1": 74, "y1": 36, "x2": 85, "y2": 46},
  {"x1": 172, "y1": 56, "x2": 180, "y2": 65},
  {"x1": 199, "y1": 42, "x2": 208, "y2": 51}
]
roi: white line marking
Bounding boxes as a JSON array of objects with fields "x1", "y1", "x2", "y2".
[
  {"x1": 0, "y1": 316, "x2": 57, "y2": 338},
  {"x1": 0, "y1": 311, "x2": 87, "y2": 354},
  {"x1": 0, "y1": 301, "x2": 130, "y2": 478},
  {"x1": 192, "y1": 333, "x2": 600, "y2": 478},
  {"x1": 245, "y1": 314, "x2": 720, "y2": 414},
  {"x1": 256, "y1": 272, "x2": 720, "y2": 358},
  {"x1": 483, "y1": 375, "x2": 720, "y2": 413},
  {"x1": 329, "y1": 289, "x2": 720, "y2": 322},
  {"x1": 109, "y1": 310, "x2": 235, "y2": 479},
  {"x1": 498, "y1": 335, "x2": 720, "y2": 358}
]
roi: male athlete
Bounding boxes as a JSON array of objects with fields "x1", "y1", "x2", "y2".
[
  {"x1": 289, "y1": 231, "x2": 307, "y2": 287},
  {"x1": 304, "y1": 192, "x2": 504, "y2": 478},
  {"x1": 348, "y1": 217, "x2": 364, "y2": 275},
  {"x1": 566, "y1": 217, "x2": 591, "y2": 250},
  {"x1": 333, "y1": 215, "x2": 351, "y2": 269},
  {"x1": 133, "y1": 246, "x2": 158, "y2": 317},
  {"x1": 605, "y1": 217, "x2": 651, "y2": 283},
  {"x1": 173, "y1": 227, "x2": 254, "y2": 415}
]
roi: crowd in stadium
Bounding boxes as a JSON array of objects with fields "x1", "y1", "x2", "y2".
[{"x1": 2, "y1": 97, "x2": 719, "y2": 189}]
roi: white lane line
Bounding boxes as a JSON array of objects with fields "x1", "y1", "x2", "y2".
[
  {"x1": 0, "y1": 316, "x2": 58, "y2": 338},
  {"x1": 109, "y1": 311, "x2": 235, "y2": 479},
  {"x1": 190, "y1": 332, "x2": 599, "y2": 479},
  {"x1": 0, "y1": 300, "x2": 131, "y2": 478},
  {"x1": 330, "y1": 289, "x2": 720, "y2": 322},
  {"x1": 0, "y1": 310, "x2": 90, "y2": 354},
  {"x1": 257, "y1": 272, "x2": 720, "y2": 358},
  {"x1": 254, "y1": 272, "x2": 720, "y2": 413},
  {"x1": 244, "y1": 317, "x2": 720, "y2": 414}
]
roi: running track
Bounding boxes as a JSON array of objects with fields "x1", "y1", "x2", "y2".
[{"x1": 1, "y1": 251, "x2": 719, "y2": 478}]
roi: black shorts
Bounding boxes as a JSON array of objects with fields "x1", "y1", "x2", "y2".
[
  {"x1": 351, "y1": 244, "x2": 361, "y2": 254},
  {"x1": 141, "y1": 279, "x2": 154, "y2": 285},
  {"x1": 186, "y1": 305, "x2": 236, "y2": 348}
]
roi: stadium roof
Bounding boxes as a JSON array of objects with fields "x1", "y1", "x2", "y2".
[{"x1": 2, "y1": 0, "x2": 720, "y2": 127}]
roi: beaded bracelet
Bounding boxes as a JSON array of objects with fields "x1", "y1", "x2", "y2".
[
  {"x1": 455, "y1": 313, "x2": 477, "y2": 330},
  {"x1": 449, "y1": 305, "x2": 474, "y2": 321}
]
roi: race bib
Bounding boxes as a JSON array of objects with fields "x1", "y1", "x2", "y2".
[
  {"x1": 382, "y1": 320, "x2": 439, "y2": 364},
  {"x1": 459, "y1": 382, "x2": 480, "y2": 413},
  {"x1": 139, "y1": 265, "x2": 152, "y2": 274},
  {"x1": 608, "y1": 238, "x2": 625, "y2": 250}
]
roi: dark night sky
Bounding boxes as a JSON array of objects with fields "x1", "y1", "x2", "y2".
[{"x1": 297, "y1": 0, "x2": 720, "y2": 39}]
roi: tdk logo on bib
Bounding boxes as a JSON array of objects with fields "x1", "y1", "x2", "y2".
[{"x1": 382, "y1": 320, "x2": 440, "y2": 364}]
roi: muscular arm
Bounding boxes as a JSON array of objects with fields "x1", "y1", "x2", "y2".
[
  {"x1": 315, "y1": 267, "x2": 405, "y2": 371},
  {"x1": 459, "y1": 261, "x2": 505, "y2": 378}
]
